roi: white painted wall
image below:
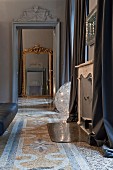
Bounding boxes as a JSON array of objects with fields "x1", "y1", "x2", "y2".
[{"x1": 0, "y1": 0, "x2": 65, "y2": 102}]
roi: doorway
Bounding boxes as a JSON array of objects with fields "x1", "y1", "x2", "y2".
[{"x1": 12, "y1": 21, "x2": 60, "y2": 102}]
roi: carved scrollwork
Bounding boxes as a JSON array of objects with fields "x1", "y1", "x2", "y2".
[
  {"x1": 23, "y1": 44, "x2": 53, "y2": 55},
  {"x1": 14, "y1": 5, "x2": 58, "y2": 22}
]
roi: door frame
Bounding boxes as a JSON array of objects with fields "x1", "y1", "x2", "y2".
[{"x1": 12, "y1": 21, "x2": 60, "y2": 102}]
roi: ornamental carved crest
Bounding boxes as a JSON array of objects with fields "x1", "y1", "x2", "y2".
[{"x1": 14, "y1": 5, "x2": 58, "y2": 22}]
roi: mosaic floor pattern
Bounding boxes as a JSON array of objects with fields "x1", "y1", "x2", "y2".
[{"x1": 0, "y1": 98, "x2": 113, "y2": 170}]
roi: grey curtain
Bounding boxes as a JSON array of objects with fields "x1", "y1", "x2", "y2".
[
  {"x1": 62, "y1": 0, "x2": 72, "y2": 84},
  {"x1": 67, "y1": 0, "x2": 86, "y2": 122},
  {"x1": 18, "y1": 30, "x2": 23, "y2": 96},
  {"x1": 89, "y1": 0, "x2": 113, "y2": 157}
]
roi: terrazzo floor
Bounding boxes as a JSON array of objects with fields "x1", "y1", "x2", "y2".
[{"x1": 0, "y1": 97, "x2": 113, "y2": 170}]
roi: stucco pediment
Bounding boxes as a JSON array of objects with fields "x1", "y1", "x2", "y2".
[{"x1": 14, "y1": 6, "x2": 58, "y2": 22}]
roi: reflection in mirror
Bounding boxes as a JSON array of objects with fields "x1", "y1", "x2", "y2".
[
  {"x1": 86, "y1": 6, "x2": 97, "y2": 46},
  {"x1": 22, "y1": 45, "x2": 53, "y2": 97}
]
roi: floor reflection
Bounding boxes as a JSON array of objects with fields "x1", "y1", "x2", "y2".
[{"x1": 48, "y1": 122, "x2": 88, "y2": 143}]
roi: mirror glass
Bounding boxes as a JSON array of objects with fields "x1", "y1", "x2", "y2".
[{"x1": 86, "y1": 6, "x2": 97, "y2": 45}]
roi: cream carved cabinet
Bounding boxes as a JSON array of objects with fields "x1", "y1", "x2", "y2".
[{"x1": 75, "y1": 60, "x2": 93, "y2": 130}]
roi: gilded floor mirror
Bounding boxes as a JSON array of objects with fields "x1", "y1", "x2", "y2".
[{"x1": 22, "y1": 45, "x2": 53, "y2": 97}]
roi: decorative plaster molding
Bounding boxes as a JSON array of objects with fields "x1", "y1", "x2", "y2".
[{"x1": 14, "y1": 6, "x2": 58, "y2": 22}]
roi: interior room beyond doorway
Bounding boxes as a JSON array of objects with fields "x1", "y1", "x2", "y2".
[{"x1": 18, "y1": 29, "x2": 53, "y2": 98}]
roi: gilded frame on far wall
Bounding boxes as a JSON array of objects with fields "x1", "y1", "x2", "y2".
[{"x1": 22, "y1": 44, "x2": 53, "y2": 97}]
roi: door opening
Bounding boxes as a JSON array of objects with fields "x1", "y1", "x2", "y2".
[{"x1": 12, "y1": 21, "x2": 60, "y2": 102}]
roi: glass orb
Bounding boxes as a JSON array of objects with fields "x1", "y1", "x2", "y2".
[{"x1": 55, "y1": 82, "x2": 71, "y2": 113}]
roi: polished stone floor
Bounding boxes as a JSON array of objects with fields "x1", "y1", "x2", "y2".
[
  {"x1": 47, "y1": 122, "x2": 88, "y2": 143},
  {"x1": 0, "y1": 97, "x2": 112, "y2": 170}
]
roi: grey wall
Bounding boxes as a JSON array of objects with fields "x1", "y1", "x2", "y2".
[
  {"x1": 88, "y1": 0, "x2": 97, "y2": 60},
  {"x1": 89, "y1": 0, "x2": 97, "y2": 13},
  {"x1": 0, "y1": 0, "x2": 65, "y2": 102},
  {"x1": 23, "y1": 29, "x2": 53, "y2": 49}
]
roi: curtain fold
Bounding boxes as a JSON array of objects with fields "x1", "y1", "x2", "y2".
[
  {"x1": 67, "y1": 0, "x2": 86, "y2": 122},
  {"x1": 18, "y1": 29, "x2": 23, "y2": 96},
  {"x1": 90, "y1": 0, "x2": 113, "y2": 157},
  {"x1": 61, "y1": 0, "x2": 72, "y2": 84}
]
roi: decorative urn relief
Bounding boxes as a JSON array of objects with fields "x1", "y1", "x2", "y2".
[{"x1": 14, "y1": 5, "x2": 58, "y2": 22}]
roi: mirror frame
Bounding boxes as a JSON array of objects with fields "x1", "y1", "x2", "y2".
[{"x1": 22, "y1": 45, "x2": 53, "y2": 97}]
